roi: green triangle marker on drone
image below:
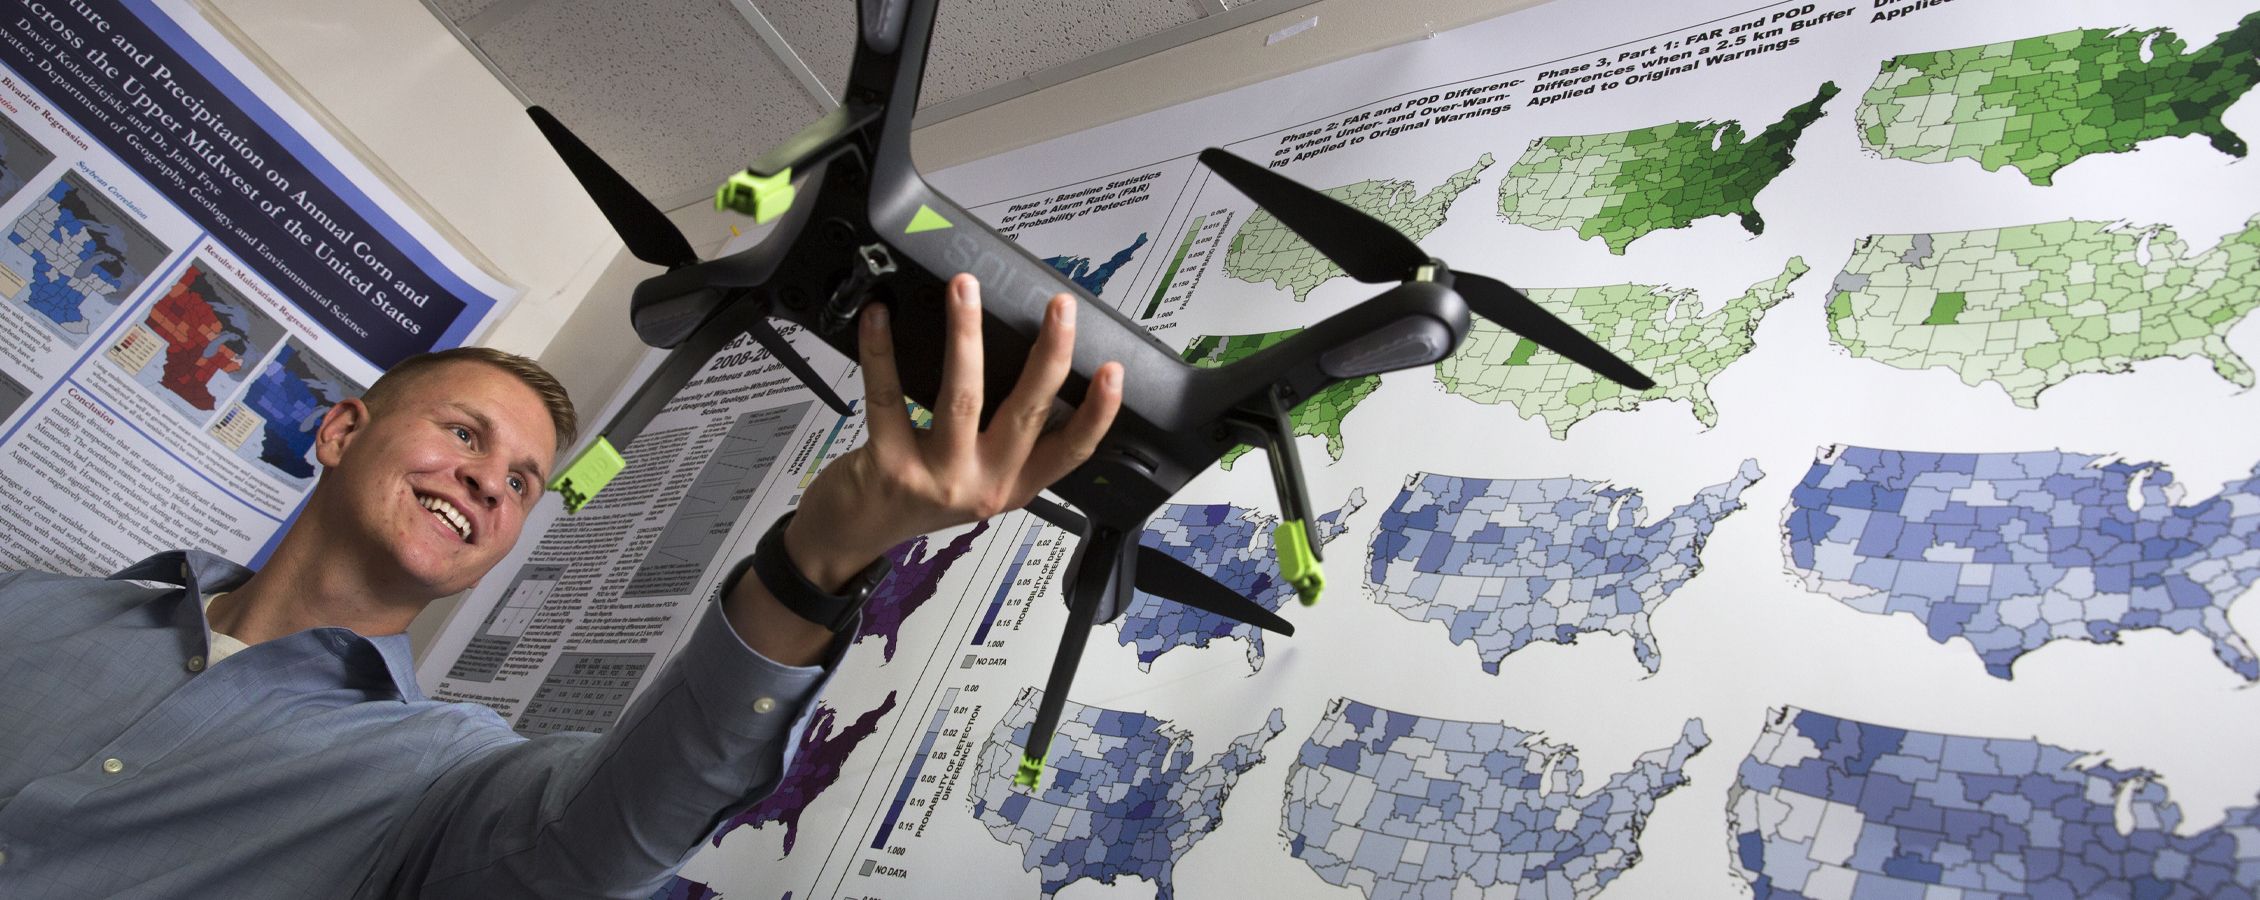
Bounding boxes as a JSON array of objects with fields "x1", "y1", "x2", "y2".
[{"x1": 906, "y1": 204, "x2": 953, "y2": 233}]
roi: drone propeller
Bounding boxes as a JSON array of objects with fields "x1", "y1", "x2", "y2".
[
  {"x1": 1197, "y1": 148, "x2": 1655, "y2": 391},
  {"x1": 528, "y1": 107, "x2": 699, "y2": 269},
  {"x1": 528, "y1": 106, "x2": 856, "y2": 416},
  {"x1": 744, "y1": 317, "x2": 855, "y2": 416},
  {"x1": 1453, "y1": 272, "x2": 1654, "y2": 390},
  {"x1": 1022, "y1": 497, "x2": 1295, "y2": 635},
  {"x1": 1197, "y1": 149, "x2": 1427, "y2": 283}
]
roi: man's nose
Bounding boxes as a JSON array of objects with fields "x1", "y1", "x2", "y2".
[{"x1": 461, "y1": 459, "x2": 505, "y2": 507}]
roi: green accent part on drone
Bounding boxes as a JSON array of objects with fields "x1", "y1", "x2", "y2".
[
  {"x1": 716, "y1": 169, "x2": 795, "y2": 223},
  {"x1": 1013, "y1": 751, "x2": 1045, "y2": 788},
  {"x1": 549, "y1": 437, "x2": 626, "y2": 514},
  {"x1": 906, "y1": 204, "x2": 954, "y2": 233},
  {"x1": 1274, "y1": 519, "x2": 1325, "y2": 606}
]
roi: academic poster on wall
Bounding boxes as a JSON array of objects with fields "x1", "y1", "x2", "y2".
[
  {"x1": 0, "y1": 0, "x2": 515, "y2": 574},
  {"x1": 431, "y1": 0, "x2": 2260, "y2": 897}
]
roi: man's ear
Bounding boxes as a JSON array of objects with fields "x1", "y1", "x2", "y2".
[{"x1": 314, "y1": 398, "x2": 373, "y2": 468}]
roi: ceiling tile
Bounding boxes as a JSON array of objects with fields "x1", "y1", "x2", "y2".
[
  {"x1": 468, "y1": 0, "x2": 825, "y2": 208},
  {"x1": 430, "y1": 0, "x2": 498, "y2": 22},
  {"x1": 920, "y1": 0, "x2": 1203, "y2": 107},
  {"x1": 747, "y1": 0, "x2": 854, "y2": 103}
]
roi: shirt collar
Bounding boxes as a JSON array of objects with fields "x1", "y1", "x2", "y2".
[{"x1": 107, "y1": 550, "x2": 428, "y2": 703}]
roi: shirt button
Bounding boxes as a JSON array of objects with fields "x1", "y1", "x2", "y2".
[
  {"x1": 753, "y1": 697, "x2": 777, "y2": 714},
  {"x1": 0, "y1": 847, "x2": 9, "y2": 868},
  {"x1": 102, "y1": 758, "x2": 125, "y2": 774},
  {"x1": 187, "y1": 656, "x2": 205, "y2": 672}
]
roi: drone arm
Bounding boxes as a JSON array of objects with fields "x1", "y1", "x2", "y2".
[
  {"x1": 742, "y1": 101, "x2": 882, "y2": 179},
  {"x1": 1221, "y1": 390, "x2": 1326, "y2": 606},
  {"x1": 550, "y1": 301, "x2": 766, "y2": 512},
  {"x1": 1016, "y1": 522, "x2": 1127, "y2": 789}
]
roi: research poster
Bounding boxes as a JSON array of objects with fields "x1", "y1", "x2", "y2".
[
  {"x1": 0, "y1": 0, "x2": 514, "y2": 574},
  {"x1": 429, "y1": 0, "x2": 2260, "y2": 897}
]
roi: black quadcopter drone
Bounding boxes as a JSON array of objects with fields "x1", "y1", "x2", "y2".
[{"x1": 534, "y1": 0, "x2": 1651, "y2": 789}]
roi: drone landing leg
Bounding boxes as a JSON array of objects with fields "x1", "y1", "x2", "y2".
[
  {"x1": 1224, "y1": 385, "x2": 1326, "y2": 605},
  {"x1": 1015, "y1": 522, "x2": 1126, "y2": 789}
]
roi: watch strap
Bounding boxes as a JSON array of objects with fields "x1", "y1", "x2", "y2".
[{"x1": 749, "y1": 512, "x2": 892, "y2": 633}]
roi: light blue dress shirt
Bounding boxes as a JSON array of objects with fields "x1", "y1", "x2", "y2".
[{"x1": 0, "y1": 550, "x2": 843, "y2": 898}]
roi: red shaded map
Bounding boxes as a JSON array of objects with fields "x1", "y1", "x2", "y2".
[{"x1": 146, "y1": 266, "x2": 244, "y2": 410}]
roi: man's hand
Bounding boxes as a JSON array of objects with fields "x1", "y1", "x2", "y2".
[{"x1": 725, "y1": 273, "x2": 1124, "y2": 664}]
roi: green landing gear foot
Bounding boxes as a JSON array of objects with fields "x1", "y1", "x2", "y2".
[
  {"x1": 1274, "y1": 519, "x2": 1325, "y2": 606},
  {"x1": 1013, "y1": 753, "x2": 1044, "y2": 789},
  {"x1": 716, "y1": 168, "x2": 795, "y2": 223},
  {"x1": 549, "y1": 437, "x2": 625, "y2": 514}
]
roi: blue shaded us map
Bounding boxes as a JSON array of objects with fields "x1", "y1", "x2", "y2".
[
  {"x1": 1729, "y1": 707, "x2": 2260, "y2": 900},
  {"x1": 1369, "y1": 461, "x2": 1761, "y2": 673},
  {"x1": 1119, "y1": 490, "x2": 1362, "y2": 672},
  {"x1": 1285, "y1": 698, "x2": 1708, "y2": 900},
  {"x1": 1784, "y1": 446, "x2": 2260, "y2": 680},
  {"x1": 970, "y1": 687, "x2": 1283, "y2": 900}
]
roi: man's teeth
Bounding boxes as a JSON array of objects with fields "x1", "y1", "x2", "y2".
[{"x1": 418, "y1": 495, "x2": 472, "y2": 540}]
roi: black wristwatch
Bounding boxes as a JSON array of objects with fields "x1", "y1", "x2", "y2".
[{"x1": 746, "y1": 512, "x2": 892, "y2": 632}]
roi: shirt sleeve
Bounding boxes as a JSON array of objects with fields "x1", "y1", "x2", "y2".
[{"x1": 362, "y1": 595, "x2": 855, "y2": 900}]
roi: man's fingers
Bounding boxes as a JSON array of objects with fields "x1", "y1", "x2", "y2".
[
  {"x1": 990, "y1": 294, "x2": 1079, "y2": 462},
  {"x1": 858, "y1": 304, "x2": 914, "y2": 454},
  {"x1": 1016, "y1": 361, "x2": 1123, "y2": 499},
  {"x1": 932, "y1": 273, "x2": 985, "y2": 454}
]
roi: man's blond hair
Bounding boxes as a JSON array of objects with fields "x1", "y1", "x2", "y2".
[{"x1": 362, "y1": 348, "x2": 578, "y2": 449}]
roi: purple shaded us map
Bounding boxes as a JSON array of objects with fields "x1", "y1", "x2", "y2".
[
  {"x1": 857, "y1": 520, "x2": 991, "y2": 663},
  {"x1": 970, "y1": 688, "x2": 1283, "y2": 900},
  {"x1": 1784, "y1": 446, "x2": 2260, "y2": 680},
  {"x1": 1118, "y1": 491, "x2": 1363, "y2": 672},
  {"x1": 1729, "y1": 707, "x2": 2260, "y2": 900},
  {"x1": 1369, "y1": 462, "x2": 1761, "y2": 674},
  {"x1": 714, "y1": 691, "x2": 898, "y2": 855}
]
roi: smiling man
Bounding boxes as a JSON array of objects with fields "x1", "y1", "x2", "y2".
[{"x1": 0, "y1": 274, "x2": 1121, "y2": 898}]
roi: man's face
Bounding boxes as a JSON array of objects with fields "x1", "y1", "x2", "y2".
[{"x1": 316, "y1": 361, "x2": 557, "y2": 598}]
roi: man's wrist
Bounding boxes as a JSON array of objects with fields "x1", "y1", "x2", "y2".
[{"x1": 781, "y1": 511, "x2": 886, "y2": 592}]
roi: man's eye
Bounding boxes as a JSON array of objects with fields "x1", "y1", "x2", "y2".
[
  {"x1": 509, "y1": 476, "x2": 525, "y2": 493},
  {"x1": 453, "y1": 427, "x2": 472, "y2": 442}
]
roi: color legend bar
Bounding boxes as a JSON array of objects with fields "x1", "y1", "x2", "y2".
[
  {"x1": 971, "y1": 523, "x2": 1043, "y2": 645},
  {"x1": 870, "y1": 688, "x2": 957, "y2": 849},
  {"x1": 1142, "y1": 215, "x2": 1205, "y2": 319}
]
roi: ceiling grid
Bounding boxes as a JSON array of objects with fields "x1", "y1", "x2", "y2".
[{"x1": 428, "y1": 0, "x2": 1259, "y2": 212}]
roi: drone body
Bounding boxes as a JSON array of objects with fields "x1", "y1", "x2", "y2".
[{"x1": 533, "y1": 0, "x2": 1650, "y2": 788}]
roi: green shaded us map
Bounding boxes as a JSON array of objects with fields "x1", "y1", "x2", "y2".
[
  {"x1": 1826, "y1": 215, "x2": 2260, "y2": 406},
  {"x1": 1858, "y1": 12, "x2": 2260, "y2": 185},
  {"x1": 1182, "y1": 328, "x2": 1378, "y2": 467},
  {"x1": 1496, "y1": 83, "x2": 1838, "y2": 253},
  {"x1": 1437, "y1": 259, "x2": 1808, "y2": 438},
  {"x1": 1223, "y1": 153, "x2": 1491, "y2": 301}
]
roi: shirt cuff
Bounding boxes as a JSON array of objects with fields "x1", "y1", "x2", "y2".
[{"x1": 676, "y1": 592, "x2": 855, "y2": 743}]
